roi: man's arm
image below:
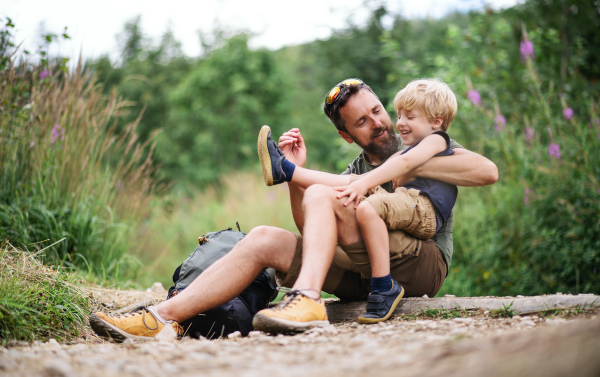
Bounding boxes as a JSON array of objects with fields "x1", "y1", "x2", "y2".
[
  {"x1": 411, "y1": 148, "x2": 499, "y2": 187},
  {"x1": 277, "y1": 128, "x2": 308, "y2": 233}
]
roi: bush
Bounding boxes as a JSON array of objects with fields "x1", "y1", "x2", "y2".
[
  {"x1": 440, "y1": 25, "x2": 600, "y2": 296},
  {"x1": 0, "y1": 19, "x2": 157, "y2": 281}
]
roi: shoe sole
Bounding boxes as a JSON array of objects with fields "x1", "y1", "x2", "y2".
[
  {"x1": 89, "y1": 313, "x2": 155, "y2": 343},
  {"x1": 357, "y1": 287, "x2": 405, "y2": 324},
  {"x1": 257, "y1": 125, "x2": 274, "y2": 186},
  {"x1": 252, "y1": 313, "x2": 330, "y2": 335}
]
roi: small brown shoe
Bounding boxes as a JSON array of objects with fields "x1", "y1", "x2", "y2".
[{"x1": 89, "y1": 306, "x2": 182, "y2": 342}]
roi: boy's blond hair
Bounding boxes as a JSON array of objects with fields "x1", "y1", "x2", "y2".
[{"x1": 393, "y1": 78, "x2": 457, "y2": 131}]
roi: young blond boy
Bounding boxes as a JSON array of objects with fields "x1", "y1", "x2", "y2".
[{"x1": 258, "y1": 78, "x2": 458, "y2": 323}]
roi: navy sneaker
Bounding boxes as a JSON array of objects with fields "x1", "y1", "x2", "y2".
[
  {"x1": 258, "y1": 125, "x2": 287, "y2": 186},
  {"x1": 357, "y1": 279, "x2": 405, "y2": 324}
]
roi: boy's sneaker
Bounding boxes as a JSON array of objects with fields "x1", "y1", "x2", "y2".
[
  {"x1": 89, "y1": 306, "x2": 183, "y2": 342},
  {"x1": 252, "y1": 290, "x2": 329, "y2": 334},
  {"x1": 357, "y1": 279, "x2": 405, "y2": 324},
  {"x1": 257, "y1": 125, "x2": 287, "y2": 186}
]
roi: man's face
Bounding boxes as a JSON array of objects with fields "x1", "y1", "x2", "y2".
[{"x1": 338, "y1": 89, "x2": 398, "y2": 165}]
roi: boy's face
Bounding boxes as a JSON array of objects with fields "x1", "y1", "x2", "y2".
[{"x1": 396, "y1": 107, "x2": 443, "y2": 146}]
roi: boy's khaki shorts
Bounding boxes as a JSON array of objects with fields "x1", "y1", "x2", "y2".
[
  {"x1": 277, "y1": 231, "x2": 447, "y2": 300},
  {"x1": 365, "y1": 186, "x2": 437, "y2": 240}
]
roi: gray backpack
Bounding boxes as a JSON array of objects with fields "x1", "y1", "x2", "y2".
[{"x1": 167, "y1": 226, "x2": 277, "y2": 338}]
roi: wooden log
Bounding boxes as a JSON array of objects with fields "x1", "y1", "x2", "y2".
[{"x1": 325, "y1": 294, "x2": 600, "y2": 323}]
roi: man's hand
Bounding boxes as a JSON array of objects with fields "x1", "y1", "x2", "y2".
[
  {"x1": 333, "y1": 181, "x2": 369, "y2": 209},
  {"x1": 278, "y1": 128, "x2": 307, "y2": 167}
]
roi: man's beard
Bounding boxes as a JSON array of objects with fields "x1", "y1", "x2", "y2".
[{"x1": 352, "y1": 124, "x2": 398, "y2": 163}]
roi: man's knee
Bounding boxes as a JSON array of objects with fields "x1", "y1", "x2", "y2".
[
  {"x1": 302, "y1": 184, "x2": 335, "y2": 208},
  {"x1": 242, "y1": 226, "x2": 297, "y2": 267}
]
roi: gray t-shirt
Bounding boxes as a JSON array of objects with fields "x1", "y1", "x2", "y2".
[{"x1": 341, "y1": 135, "x2": 463, "y2": 273}]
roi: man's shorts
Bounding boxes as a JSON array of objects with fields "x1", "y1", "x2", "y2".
[{"x1": 277, "y1": 231, "x2": 447, "y2": 300}]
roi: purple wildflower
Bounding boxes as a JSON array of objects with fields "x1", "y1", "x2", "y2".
[
  {"x1": 525, "y1": 127, "x2": 535, "y2": 145},
  {"x1": 50, "y1": 124, "x2": 65, "y2": 146},
  {"x1": 467, "y1": 90, "x2": 481, "y2": 106},
  {"x1": 523, "y1": 188, "x2": 534, "y2": 206},
  {"x1": 548, "y1": 143, "x2": 561, "y2": 160},
  {"x1": 520, "y1": 39, "x2": 535, "y2": 60},
  {"x1": 494, "y1": 115, "x2": 506, "y2": 131},
  {"x1": 40, "y1": 69, "x2": 51, "y2": 79},
  {"x1": 563, "y1": 108, "x2": 574, "y2": 120}
]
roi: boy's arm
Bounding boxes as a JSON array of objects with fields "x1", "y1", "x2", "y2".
[{"x1": 335, "y1": 134, "x2": 447, "y2": 206}]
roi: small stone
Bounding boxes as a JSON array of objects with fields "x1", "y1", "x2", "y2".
[
  {"x1": 453, "y1": 318, "x2": 474, "y2": 324},
  {"x1": 305, "y1": 327, "x2": 325, "y2": 335},
  {"x1": 516, "y1": 295, "x2": 524, "y2": 298},
  {"x1": 450, "y1": 327, "x2": 468, "y2": 335},
  {"x1": 155, "y1": 324, "x2": 177, "y2": 342},
  {"x1": 247, "y1": 331, "x2": 267, "y2": 338},
  {"x1": 47, "y1": 338, "x2": 61, "y2": 348},
  {"x1": 227, "y1": 331, "x2": 242, "y2": 339},
  {"x1": 151, "y1": 282, "x2": 166, "y2": 293},
  {"x1": 43, "y1": 359, "x2": 74, "y2": 377},
  {"x1": 546, "y1": 318, "x2": 567, "y2": 326},
  {"x1": 520, "y1": 320, "x2": 536, "y2": 327},
  {"x1": 444, "y1": 294, "x2": 456, "y2": 298},
  {"x1": 512, "y1": 315, "x2": 522, "y2": 320},
  {"x1": 421, "y1": 294, "x2": 429, "y2": 298}
]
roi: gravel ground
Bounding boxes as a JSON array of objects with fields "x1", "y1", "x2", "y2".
[
  {"x1": 3, "y1": 312, "x2": 600, "y2": 377},
  {"x1": 2, "y1": 286, "x2": 600, "y2": 377}
]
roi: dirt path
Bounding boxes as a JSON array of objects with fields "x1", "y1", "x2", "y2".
[{"x1": 2, "y1": 287, "x2": 600, "y2": 377}]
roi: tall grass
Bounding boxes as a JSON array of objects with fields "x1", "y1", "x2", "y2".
[{"x1": 0, "y1": 38, "x2": 157, "y2": 281}]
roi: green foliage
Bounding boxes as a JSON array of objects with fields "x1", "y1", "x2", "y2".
[
  {"x1": 0, "y1": 19, "x2": 156, "y2": 281},
  {"x1": 435, "y1": 4, "x2": 600, "y2": 296},
  {"x1": 162, "y1": 33, "x2": 290, "y2": 187},
  {"x1": 0, "y1": 246, "x2": 92, "y2": 344}
]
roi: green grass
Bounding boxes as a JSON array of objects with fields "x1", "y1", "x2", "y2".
[
  {"x1": 0, "y1": 244, "x2": 94, "y2": 344},
  {"x1": 488, "y1": 303, "x2": 516, "y2": 318},
  {"x1": 398, "y1": 308, "x2": 478, "y2": 321}
]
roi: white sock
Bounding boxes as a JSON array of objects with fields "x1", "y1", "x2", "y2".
[{"x1": 147, "y1": 305, "x2": 170, "y2": 324}]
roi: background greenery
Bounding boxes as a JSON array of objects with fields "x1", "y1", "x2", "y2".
[{"x1": 1, "y1": 0, "x2": 599, "y2": 302}]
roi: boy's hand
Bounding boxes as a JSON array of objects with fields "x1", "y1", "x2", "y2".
[
  {"x1": 333, "y1": 182, "x2": 369, "y2": 209},
  {"x1": 278, "y1": 128, "x2": 306, "y2": 167}
]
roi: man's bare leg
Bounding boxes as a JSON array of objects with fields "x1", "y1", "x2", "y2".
[
  {"x1": 89, "y1": 226, "x2": 299, "y2": 341},
  {"x1": 157, "y1": 226, "x2": 298, "y2": 322},
  {"x1": 291, "y1": 184, "x2": 362, "y2": 297},
  {"x1": 252, "y1": 184, "x2": 362, "y2": 334}
]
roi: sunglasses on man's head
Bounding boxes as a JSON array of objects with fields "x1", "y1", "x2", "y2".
[{"x1": 325, "y1": 78, "x2": 364, "y2": 105}]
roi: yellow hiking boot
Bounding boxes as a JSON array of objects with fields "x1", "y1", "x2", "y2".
[
  {"x1": 89, "y1": 306, "x2": 183, "y2": 342},
  {"x1": 252, "y1": 290, "x2": 329, "y2": 334}
]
